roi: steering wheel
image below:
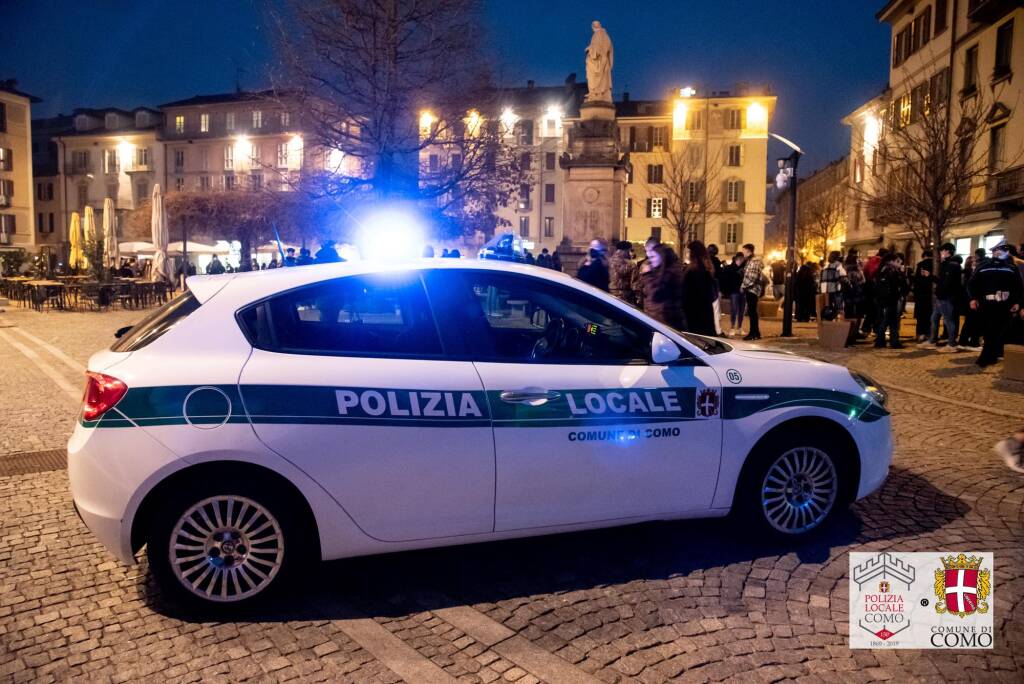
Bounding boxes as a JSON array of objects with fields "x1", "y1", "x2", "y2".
[{"x1": 530, "y1": 318, "x2": 566, "y2": 360}]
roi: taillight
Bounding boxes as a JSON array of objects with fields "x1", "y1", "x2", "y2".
[{"x1": 82, "y1": 372, "x2": 128, "y2": 421}]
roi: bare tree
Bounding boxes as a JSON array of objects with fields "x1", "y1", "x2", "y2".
[
  {"x1": 269, "y1": 0, "x2": 527, "y2": 236},
  {"x1": 852, "y1": 74, "x2": 1021, "y2": 274},
  {"x1": 649, "y1": 142, "x2": 721, "y2": 247},
  {"x1": 798, "y1": 185, "x2": 846, "y2": 261}
]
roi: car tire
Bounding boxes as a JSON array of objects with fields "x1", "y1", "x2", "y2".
[
  {"x1": 147, "y1": 480, "x2": 305, "y2": 608},
  {"x1": 735, "y1": 430, "x2": 851, "y2": 540}
]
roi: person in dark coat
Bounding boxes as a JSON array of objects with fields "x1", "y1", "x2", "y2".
[
  {"x1": 577, "y1": 240, "x2": 610, "y2": 291},
  {"x1": 795, "y1": 262, "x2": 818, "y2": 322},
  {"x1": 912, "y1": 250, "x2": 934, "y2": 341},
  {"x1": 681, "y1": 240, "x2": 717, "y2": 335},
  {"x1": 720, "y1": 253, "x2": 744, "y2": 336},
  {"x1": 315, "y1": 241, "x2": 343, "y2": 263},
  {"x1": 873, "y1": 253, "x2": 909, "y2": 348},
  {"x1": 968, "y1": 241, "x2": 1024, "y2": 367},
  {"x1": 640, "y1": 243, "x2": 685, "y2": 330}
]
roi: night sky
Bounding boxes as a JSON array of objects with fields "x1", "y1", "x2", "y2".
[{"x1": 2, "y1": 0, "x2": 890, "y2": 173}]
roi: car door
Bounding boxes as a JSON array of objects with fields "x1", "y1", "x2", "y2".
[
  {"x1": 427, "y1": 269, "x2": 723, "y2": 532},
  {"x1": 237, "y1": 270, "x2": 494, "y2": 542}
]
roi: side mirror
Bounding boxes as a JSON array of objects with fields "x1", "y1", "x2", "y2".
[
  {"x1": 114, "y1": 325, "x2": 133, "y2": 339},
  {"x1": 651, "y1": 331, "x2": 681, "y2": 364}
]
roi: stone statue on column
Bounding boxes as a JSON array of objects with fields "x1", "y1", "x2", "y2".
[{"x1": 584, "y1": 21, "x2": 613, "y2": 103}]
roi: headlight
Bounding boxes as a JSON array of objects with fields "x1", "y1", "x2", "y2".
[{"x1": 850, "y1": 371, "x2": 887, "y2": 407}]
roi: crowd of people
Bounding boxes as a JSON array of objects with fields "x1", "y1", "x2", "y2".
[
  {"x1": 574, "y1": 237, "x2": 770, "y2": 341},
  {"x1": 568, "y1": 235, "x2": 1024, "y2": 369}
]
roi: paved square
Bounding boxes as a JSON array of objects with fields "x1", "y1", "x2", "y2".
[{"x1": 1, "y1": 307, "x2": 1022, "y2": 682}]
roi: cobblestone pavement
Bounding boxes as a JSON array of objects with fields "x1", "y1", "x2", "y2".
[{"x1": 0, "y1": 305, "x2": 1022, "y2": 682}]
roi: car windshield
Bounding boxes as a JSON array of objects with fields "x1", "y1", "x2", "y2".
[
  {"x1": 678, "y1": 331, "x2": 731, "y2": 355},
  {"x1": 110, "y1": 291, "x2": 200, "y2": 352}
]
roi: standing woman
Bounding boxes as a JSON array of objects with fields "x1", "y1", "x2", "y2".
[
  {"x1": 682, "y1": 240, "x2": 717, "y2": 335},
  {"x1": 844, "y1": 253, "x2": 866, "y2": 343},
  {"x1": 720, "y1": 253, "x2": 745, "y2": 336},
  {"x1": 640, "y1": 243, "x2": 686, "y2": 330}
]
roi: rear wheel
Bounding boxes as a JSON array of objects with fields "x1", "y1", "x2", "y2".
[
  {"x1": 737, "y1": 433, "x2": 849, "y2": 538},
  {"x1": 148, "y1": 483, "x2": 302, "y2": 606}
]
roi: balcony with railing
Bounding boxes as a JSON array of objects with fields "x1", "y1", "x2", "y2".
[{"x1": 988, "y1": 165, "x2": 1024, "y2": 204}]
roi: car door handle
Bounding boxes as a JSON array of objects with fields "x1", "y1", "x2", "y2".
[{"x1": 500, "y1": 390, "x2": 561, "y2": 406}]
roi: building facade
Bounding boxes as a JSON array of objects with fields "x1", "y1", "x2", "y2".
[
  {"x1": 845, "y1": 0, "x2": 1024, "y2": 260},
  {"x1": 0, "y1": 82, "x2": 39, "y2": 254}
]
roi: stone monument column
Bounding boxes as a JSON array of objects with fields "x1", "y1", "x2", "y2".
[{"x1": 560, "y1": 21, "x2": 630, "y2": 269}]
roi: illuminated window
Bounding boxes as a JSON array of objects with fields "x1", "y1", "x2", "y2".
[
  {"x1": 250, "y1": 143, "x2": 261, "y2": 167},
  {"x1": 174, "y1": 115, "x2": 185, "y2": 134},
  {"x1": 650, "y1": 197, "x2": 664, "y2": 218},
  {"x1": 226, "y1": 111, "x2": 236, "y2": 131},
  {"x1": 200, "y1": 113, "x2": 209, "y2": 133},
  {"x1": 0, "y1": 147, "x2": 10, "y2": 171},
  {"x1": 519, "y1": 216, "x2": 530, "y2": 237},
  {"x1": 253, "y1": 110, "x2": 263, "y2": 129},
  {"x1": 103, "y1": 149, "x2": 119, "y2": 174},
  {"x1": 281, "y1": 111, "x2": 290, "y2": 128},
  {"x1": 136, "y1": 147, "x2": 150, "y2": 168},
  {"x1": 224, "y1": 145, "x2": 234, "y2": 170},
  {"x1": 544, "y1": 217, "x2": 555, "y2": 237},
  {"x1": 277, "y1": 143, "x2": 288, "y2": 168},
  {"x1": 652, "y1": 126, "x2": 666, "y2": 147},
  {"x1": 625, "y1": 197, "x2": 633, "y2": 218},
  {"x1": 726, "y1": 109, "x2": 743, "y2": 130}
]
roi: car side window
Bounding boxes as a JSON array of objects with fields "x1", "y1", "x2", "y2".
[
  {"x1": 251, "y1": 273, "x2": 442, "y2": 357},
  {"x1": 444, "y1": 271, "x2": 654, "y2": 364}
]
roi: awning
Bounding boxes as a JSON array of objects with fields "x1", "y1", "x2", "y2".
[{"x1": 946, "y1": 219, "x2": 1005, "y2": 239}]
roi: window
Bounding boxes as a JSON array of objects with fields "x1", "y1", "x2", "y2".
[
  {"x1": 0, "y1": 147, "x2": 11, "y2": 171},
  {"x1": 49, "y1": 213, "x2": 54, "y2": 233},
  {"x1": 200, "y1": 113, "x2": 209, "y2": 133},
  {"x1": 935, "y1": 0, "x2": 948, "y2": 35},
  {"x1": 686, "y1": 110, "x2": 703, "y2": 130},
  {"x1": 520, "y1": 151, "x2": 531, "y2": 171},
  {"x1": 625, "y1": 197, "x2": 633, "y2": 218},
  {"x1": 995, "y1": 20, "x2": 1014, "y2": 79},
  {"x1": 990, "y1": 123, "x2": 1006, "y2": 170},
  {"x1": 544, "y1": 183, "x2": 555, "y2": 203},
  {"x1": 893, "y1": 24, "x2": 912, "y2": 66},
  {"x1": 543, "y1": 216, "x2": 555, "y2": 237},
  {"x1": 251, "y1": 173, "x2": 263, "y2": 191},
  {"x1": 198, "y1": 147, "x2": 209, "y2": 171},
  {"x1": 652, "y1": 126, "x2": 665, "y2": 147},
  {"x1": 963, "y1": 45, "x2": 979, "y2": 94},
  {"x1": 429, "y1": 154, "x2": 439, "y2": 173},
  {"x1": 650, "y1": 226, "x2": 662, "y2": 242},
  {"x1": 45, "y1": 182, "x2": 53, "y2": 201},
  {"x1": 727, "y1": 144, "x2": 742, "y2": 166},
  {"x1": 174, "y1": 148, "x2": 185, "y2": 170},
  {"x1": 0, "y1": 102, "x2": 5, "y2": 132},
  {"x1": 446, "y1": 271, "x2": 653, "y2": 364},
  {"x1": 35, "y1": 182, "x2": 43, "y2": 201},
  {"x1": 37, "y1": 212, "x2": 43, "y2": 232},
  {"x1": 136, "y1": 147, "x2": 150, "y2": 168},
  {"x1": 103, "y1": 149, "x2": 119, "y2": 174},
  {"x1": 281, "y1": 111, "x2": 291, "y2": 128},
  {"x1": 517, "y1": 120, "x2": 534, "y2": 145},
  {"x1": 277, "y1": 143, "x2": 288, "y2": 168},
  {"x1": 726, "y1": 180, "x2": 742, "y2": 204},
  {"x1": 226, "y1": 111, "x2": 235, "y2": 131},
  {"x1": 650, "y1": 197, "x2": 664, "y2": 218},
  {"x1": 0, "y1": 179, "x2": 12, "y2": 198},
  {"x1": 687, "y1": 180, "x2": 702, "y2": 203},
  {"x1": 519, "y1": 216, "x2": 530, "y2": 237},
  {"x1": 243, "y1": 274, "x2": 442, "y2": 357},
  {"x1": 725, "y1": 109, "x2": 742, "y2": 130},
  {"x1": 224, "y1": 145, "x2": 234, "y2": 170},
  {"x1": 77, "y1": 184, "x2": 88, "y2": 209},
  {"x1": 136, "y1": 181, "x2": 149, "y2": 203},
  {"x1": 72, "y1": 150, "x2": 90, "y2": 171},
  {"x1": 106, "y1": 183, "x2": 117, "y2": 201},
  {"x1": 647, "y1": 164, "x2": 664, "y2": 184},
  {"x1": 199, "y1": 175, "x2": 211, "y2": 191},
  {"x1": 175, "y1": 177, "x2": 185, "y2": 192},
  {"x1": 250, "y1": 143, "x2": 261, "y2": 167},
  {"x1": 518, "y1": 183, "x2": 530, "y2": 209},
  {"x1": 725, "y1": 222, "x2": 741, "y2": 245},
  {"x1": 224, "y1": 174, "x2": 236, "y2": 190},
  {"x1": 545, "y1": 152, "x2": 556, "y2": 170},
  {"x1": 175, "y1": 115, "x2": 185, "y2": 134},
  {"x1": 627, "y1": 167, "x2": 634, "y2": 184},
  {"x1": 252, "y1": 110, "x2": 263, "y2": 129},
  {"x1": 0, "y1": 214, "x2": 17, "y2": 235}
]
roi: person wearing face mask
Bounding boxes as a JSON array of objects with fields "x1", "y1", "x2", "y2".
[
  {"x1": 640, "y1": 242, "x2": 686, "y2": 329},
  {"x1": 967, "y1": 240, "x2": 1024, "y2": 368}
]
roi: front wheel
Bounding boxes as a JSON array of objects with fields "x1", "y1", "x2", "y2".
[
  {"x1": 148, "y1": 484, "x2": 299, "y2": 606},
  {"x1": 737, "y1": 436, "x2": 849, "y2": 538}
]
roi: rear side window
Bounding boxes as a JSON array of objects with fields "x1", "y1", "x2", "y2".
[
  {"x1": 240, "y1": 273, "x2": 443, "y2": 358},
  {"x1": 111, "y1": 291, "x2": 200, "y2": 352}
]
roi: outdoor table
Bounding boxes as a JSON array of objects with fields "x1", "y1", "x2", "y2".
[{"x1": 23, "y1": 280, "x2": 67, "y2": 312}]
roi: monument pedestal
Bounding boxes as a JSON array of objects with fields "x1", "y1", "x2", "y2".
[{"x1": 560, "y1": 101, "x2": 630, "y2": 272}]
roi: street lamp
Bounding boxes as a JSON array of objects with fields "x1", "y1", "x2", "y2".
[{"x1": 771, "y1": 132, "x2": 803, "y2": 338}]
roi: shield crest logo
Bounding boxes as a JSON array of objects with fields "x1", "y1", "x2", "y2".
[
  {"x1": 696, "y1": 389, "x2": 719, "y2": 418},
  {"x1": 878, "y1": 581, "x2": 890, "y2": 593},
  {"x1": 934, "y1": 554, "x2": 990, "y2": 618}
]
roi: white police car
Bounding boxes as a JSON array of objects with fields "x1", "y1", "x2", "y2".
[{"x1": 69, "y1": 260, "x2": 891, "y2": 606}]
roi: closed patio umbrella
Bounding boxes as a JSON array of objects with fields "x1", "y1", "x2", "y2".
[
  {"x1": 150, "y1": 184, "x2": 172, "y2": 284},
  {"x1": 68, "y1": 211, "x2": 84, "y2": 271},
  {"x1": 103, "y1": 198, "x2": 119, "y2": 270},
  {"x1": 82, "y1": 206, "x2": 96, "y2": 271}
]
